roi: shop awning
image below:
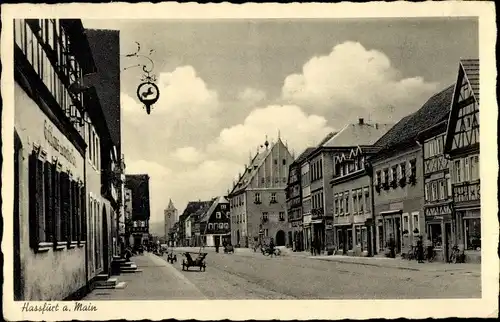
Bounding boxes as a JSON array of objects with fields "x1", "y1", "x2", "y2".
[{"x1": 379, "y1": 209, "x2": 403, "y2": 216}]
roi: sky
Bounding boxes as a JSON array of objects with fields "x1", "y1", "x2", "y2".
[{"x1": 82, "y1": 18, "x2": 478, "y2": 224}]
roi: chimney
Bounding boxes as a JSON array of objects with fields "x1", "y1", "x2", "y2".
[{"x1": 358, "y1": 118, "x2": 364, "y2": 125}]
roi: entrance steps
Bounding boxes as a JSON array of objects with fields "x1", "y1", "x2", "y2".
[{"x1": 120, "y1": 260, "x2": 143, "y2": 273}]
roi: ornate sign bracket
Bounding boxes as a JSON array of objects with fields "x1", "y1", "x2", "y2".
[{"x1": 122, "y1": 42, "x2": 160, "y2": 115}]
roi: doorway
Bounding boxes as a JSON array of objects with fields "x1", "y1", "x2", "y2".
[
  {"x1": 276, "y1": 230, "x2": 286, "y2": 246},
  {"x1": 395, "y1": 217, "x2": 402, "y2": 253},
  {"x1": 214, "y1": 235, "x2": 220, "y2": 247},
  {"x1": 13, "y1": 131, "x2": 23, "y2": 300},
  {"x1": 102, "y1": 206, "x2": 109, "y2": 274}
]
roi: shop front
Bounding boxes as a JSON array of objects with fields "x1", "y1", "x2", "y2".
[
  {"x1": 303, "y1": 214, "x2": 312, "y2": 251},
  {"x1": 425, "y1": 203, "x2": 453, "y2": 262},
  {"x1": 454, "y1": 207, "x2": 481, "y2": 263},
  {"x1": 376, "y1": 210, "x2": 403, "y2": 256}
]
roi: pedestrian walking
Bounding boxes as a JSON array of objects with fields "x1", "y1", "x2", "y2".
[
  {"x1": 311, "y1": 238, "x2": 316, "y2": 256},
  {"x1": 388, "y1": 234, "x2": 396, "y2": 258},
  {"x1": 316, "y1": 238, "x2": 322, "y2": 256},
  {"x1": 215, "y1": 242, "x2": 220, "y2": 253},
  {"x1": 269, "y1": 238, "x2": 275, "y2": 257},
  {"x1": 417, "y1": 236, "x2": 424, "y2": 263}
]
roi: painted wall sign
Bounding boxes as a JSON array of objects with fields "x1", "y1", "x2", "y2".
[{"x1": 43, "y1": 120, "x2": 77, "y2": 166}]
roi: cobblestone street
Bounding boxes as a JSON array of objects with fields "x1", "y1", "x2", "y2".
[{"x1": 84, "y1": 249, "x2": 481, "y2": 300}]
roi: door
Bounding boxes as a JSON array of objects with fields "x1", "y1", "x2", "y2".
[
  {"x1": 214, "y1": 235, "x2": 220, "y2": 247},
  {"x1": 288, "y1": 231, "x2": 293, "y2": 247},
  {"x1": 102, "y1": 207, "x2": 110, "y2": 273},
  {"x1": 276, "y1": 230, "x2": 286, "y2": 246},
  {"x1": 395, "y1": 217, "x2": 402, "y2": 253},
  {"x1": 445, "y1": 222, "x2": 452, "y2": 262},
  {"x1": 13, "y1": 132, "x2": 23, "y2": 300}
]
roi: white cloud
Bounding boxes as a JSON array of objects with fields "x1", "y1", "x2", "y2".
[
  {"x1": 237, "y1": 88, "x2": 267, "y2": 106},
  {"x1": 282, "y1": 41, "x2": 439, "y2": 124},
  {"x1": 208, "y1": 104, "x2": 334, "y2": 163},
  {"x1": 172, "y1": 146, "x2": 205, "y2": 164}
]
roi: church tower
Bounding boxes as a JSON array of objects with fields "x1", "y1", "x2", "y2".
[{"x1": 164, "y1": 199, "x2": 178, "y2": 243}]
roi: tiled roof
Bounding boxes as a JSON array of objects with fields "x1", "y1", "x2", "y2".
[
  {"x1": 293, "y1": 147, "x2": 316, "y2": 165},
  {"x1": 374, "y1": 84, "x2": 455, "y2": 152},
  {"x1": 322, "y1": 122, "x2": 393, "y2": 147},
  {"x1": 461, "y1": 59, "x2": 479, "y2": 102},
  {"x1": 318, "y1": 131, "x2": 338, "y2": 147},
  {"x1": 180, "y1": 200, "x2": 213, "y2": 220},
  {"x1": 199, "y1": 196, "x2": 229, "y2": 223}
]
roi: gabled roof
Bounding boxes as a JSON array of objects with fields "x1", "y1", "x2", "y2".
[
  {"x1": 199, "y1": 196, "x2": 229, "y2": 223},
  {"x1": 179, "y1": 200, "x2": 212, "y2": 221},
  {"x1": 229, "y1": 138, "x2": 289, "y2": 195},
  {"x1": 322, "y1": 122, "x2": 393, "y2": 147},
  {"x1": 373, "y1": 84, "x2": 455, "y2": 158},
  {"x1": 460, "y1": 59, "x2": 479, "y2": 103},
  {"x1": 444, "y1": 58, "x2": 480, "y2": 154}
]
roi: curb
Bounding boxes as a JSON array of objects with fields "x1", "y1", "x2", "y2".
[{"x1": 312, "y1": 257, "x2": 420, "y2": 271}]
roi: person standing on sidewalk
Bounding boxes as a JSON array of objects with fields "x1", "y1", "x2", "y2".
[
  {"x1": 388, "y1": 234, "x2": 396, "y2": 258},
  {"x1": 417, "y1": 236, "x2": 424, "y2": 263}
]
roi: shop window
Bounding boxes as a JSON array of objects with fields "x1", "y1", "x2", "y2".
[
  {"x1": 347, "y1": 229, "x2": 353, "y2": 250},
  {"x1": 361, "y1": 227, "x2": 368, "y2": 251},
  {"x1": 464, "y1": 218, "x2": 481, "y2": 250},
  {"x1": 428, "y1": 224, "x2": 443, "y2": 248}
]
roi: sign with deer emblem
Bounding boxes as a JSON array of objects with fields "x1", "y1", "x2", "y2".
[{"x1": 137, "y1": 82, "x2": 160, "y2": 115}]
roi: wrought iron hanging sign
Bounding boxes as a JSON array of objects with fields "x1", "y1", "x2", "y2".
[{"x1": 123, "y1": 42, "x2": 160, "y2": 114}]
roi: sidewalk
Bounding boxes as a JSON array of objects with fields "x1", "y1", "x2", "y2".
[
  {"x1": 83, "y1": 252, "x2": 206, "y2": 300},
  {"x1": 172, "y1": 246, "x2": 480, "y2": 276}
]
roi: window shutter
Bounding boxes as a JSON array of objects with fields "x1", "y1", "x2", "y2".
[
  {"x1": 53, "y1": 167, "x2": 61, "y2": 241},
  {"x1": 81, "y1": 186, "x2": 86, "y2": 242},
  {"x1": 60, "y1": 172, "x2": 70, "y2": 243},
  {"x1": 28, "y1": 153, "x2": 41, "y2": 248},
  {"x1": 44, "y1": 161, "x2": 54, "y2": 243}
]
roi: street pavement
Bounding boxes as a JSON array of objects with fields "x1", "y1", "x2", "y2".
[{"x1": 84, "y1": 247, "x2": 481, "y2": 300}]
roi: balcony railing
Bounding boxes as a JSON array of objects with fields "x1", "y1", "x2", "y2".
[
  {"x1": 453, "y1": 180, "x2": 480, "y2": 203},
  {"x1": 311, "y1": 207, "x2": 324, "y2": 219}
]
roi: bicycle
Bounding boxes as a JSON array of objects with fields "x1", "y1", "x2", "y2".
[
  {"x1": 449, "y1": 245, "x2": 465, "y2": 263},
  {"x1": 424, "y1": 247, "x2": 437, "y2": 262}
]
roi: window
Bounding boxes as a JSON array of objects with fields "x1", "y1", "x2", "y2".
[
  {"x1": 208, "y1": 223, "x2": 213, "y2": 230},
  {"x1": 283, "y1": 159, "x2": 287, "y2": 165},
  {"x1": 345, "y1": 193, "x2": 349, "y2": 213},
  {"x1": 464, "y1": 218, "x2": 481, "y2": 250},
  {"x1": 224, "y1": 223, "x2": 229, "y2": 229},
  {"x1": 352, "y1": 193, "x2": 358, "y2": 214},
  {"x1": 409, "y1": 159, "x2": 417, "y2": 177},
  {"x1": 391, "y1": 167, "x2": 397, "y2": 184},
  {"x1": 216, "y1": 212, "x2": 221, "y2": 219},
  {"x1": 254, "y1": 192, "x2": 261, "y2": 204},
  {"x1": 454, "y1": 160, "x2": 462, "y2": 183},
  {"x1": 383, "y1": 168, "x2": 389, "y2": 185},
  {"x1": 264, "y1": 229, "x2": 269, "y2": 237},
  {"x1": 355, "y1": 226, "x2": 361, "y2": 246},
  {"x1": 274, "y1": 159, "x2": 278, "y2": 165},
  {"x1": 470, "y1": 155, "x2": 479, "y2": 181},
  {"x1": 447, "y1": 176, "x2": 452, "y2": 197},
  {"x1": 334, "y1": 196, "x2": 339, "y2": 215},
  {"x1": 262, "y1": 212, "x2": 269, "y2": 222},
  {"x1": 439, "y1": 181, "x2": 445, "y2": 200},
  {"x1": 221, "y1": 204, "x2": 227, "y2": 210},
  {"x1": 339, "y1": 195, "x2": 344, "y2": 214},
  {"x1": 425, "y1": 183, "x2": 430, "y2": 201},
  {"x1": 375, "y1": 171, "x2": 381, "y2": 186},
  {"x1": 412, "y1": 212, "x2": 420, "y2": 235},
  {"x1": 431, "y1": 182, "x2": 438, "y2": 201},
  {"x1": 29, "y1": 151, "x2": 47, "y2": 248},
  {"x1": 464, "y1": 157, "x2": 470, "y2": 181},
  {"x1": 400, "y1": 163, "x2": 406, "y2": 179},
  {"x1": 261, "y1": 178, "x2": 265, "y2": 184},
  {"x1": 270, "y1": 193, "x2": 277, "y2": 203},
  {"x1": 358, "y1": 191, "x2": 364, "y2": 213},
  {"x1": 402, "y1": 213, "x2": 409, "y2": 233},
  {"x1": 428, "y1": 224, "x2": 442, "y2": 248},
  {"x1": 279, "y1": 212, "x2": 285, "y2": 221},
  {"x1": 364, "y1": 188, "x2": 370, "y2": 213},
  {"x1": 219, "y1": 223, "x2": 224, "y2": 229}
]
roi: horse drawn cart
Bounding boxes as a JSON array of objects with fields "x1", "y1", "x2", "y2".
[{"x1": 181, "y1": 252, "x2": 208, "y2": 271}]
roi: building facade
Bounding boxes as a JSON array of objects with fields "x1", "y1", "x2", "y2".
[
  {"x1": 286, "y1": 148, "x2": 315, "y2": 251},
  {"x1": 444, "y1": 59, "x2": 480, "y2": 263},
  {"x1": 13, "y1": 19, "x2": 95, "y2": 300},
  {"x1": 371, "y1": 86, "x2": 454, "y2": 257},
  {"x1": 125, "y1": 174, "x2": 151, "y2": 247},
  {"x1": 200, "y1": 196, "x2": 231, "y2": 247},
  {"x1": 229, "y1": 137, "x2": 293, "y2": 248},
  {"x1": 330, "y1": 146, "x2": 378, "y2": 256},
  {"x1": 417, "y1": 121, "x2": 453, "y2": 262}
]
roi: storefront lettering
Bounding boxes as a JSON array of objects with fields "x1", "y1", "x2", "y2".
[{"x1": 44, "y1": 120, "x2": 77, "y2": 166}]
